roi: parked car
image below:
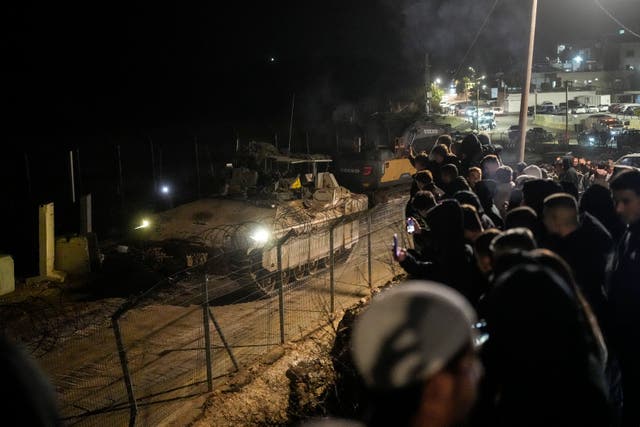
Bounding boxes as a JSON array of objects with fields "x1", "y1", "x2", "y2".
[
  {"x1": 479, "y1": 117, "x2": 497, "y2": 130},
  {"x1": 598, "y1": 104, "x2": 610, "y2": 112},
  {"x1": 491, "y1": 106, "x2": 504, "y2": 115},
  {"x1": 615, "y1": 153, "x2": 640, "y2": 170},
  {"x1": 526, "y1": 127, "x2": 554, "y2": 143},
  {"x1": 587, "y1": 105, "x2": 600, "y2": 113},
  {"x1": 572, "y1": 105, "x2": 588, "y2": 114}
]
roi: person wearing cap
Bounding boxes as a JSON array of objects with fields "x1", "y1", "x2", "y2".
[
  {"x1": 351, "y1": 281, "x2": 482, "y2": 427},
  {"x1": 608, "y1": 169, "x2": 640, "y2": 427}
]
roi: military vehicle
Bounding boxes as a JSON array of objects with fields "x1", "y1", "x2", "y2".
[
  {"x1": 333, "y1": 117, "x2": 448, "y2": 192},
  {"x1": 136, "y1": 142, "x2": 368, "y2": 294}
]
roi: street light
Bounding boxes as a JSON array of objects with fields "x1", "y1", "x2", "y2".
[
  {"x1": 573, "y1": 55, "x2": 583, "y2": 71},
  {"x1": 435, "y1": 78, "x2": 442, "y2": 85}
]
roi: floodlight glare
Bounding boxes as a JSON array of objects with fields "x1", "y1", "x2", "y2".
[{"x1": 135, "y1": 219, "x2": 151, "y2": 230}]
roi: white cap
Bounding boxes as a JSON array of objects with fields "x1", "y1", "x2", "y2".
[{"x1": 351, "y1": 281, "x2": 477, "y2": 391}]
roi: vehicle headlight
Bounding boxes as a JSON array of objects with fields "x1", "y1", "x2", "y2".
[{"x1": 250, "y1": 227, "x2": 270, "y2": 244}]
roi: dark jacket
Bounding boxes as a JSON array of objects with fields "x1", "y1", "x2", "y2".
[
  {"x1": 609, "y1": 220, "x2": 640, "y2": 351},
  {"x1": 543, "y1": 213, "x2": 612, "y2": 331},
  {"x1": 399, "y1": 200, "x2": 478, "y2": 303}
]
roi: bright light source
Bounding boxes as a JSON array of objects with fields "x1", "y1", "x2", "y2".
[
  {"x1": 435, "y1": 78, "x2": 442, "y2": 84},
  {"x1": 161, "y1": 185, "x2": 170, "y2": 194},
  {"x1": 619, "y1": 29, "x2": 625, "y2": 35},
  {"x1": 573, "y1": 56, "x2": 583, "y2": 63},
  {"x1": 250, "y1": 227, "x2": 270, "y2": 244},
  {"x1": 135, "y1": 219, "x2": 151, "y2": 230},
  {"x1": 482, "y1": 85, "x2": 487, "y2": 90},
  {"x1": 270, "y1": 57, "x2": 275, "y2": 62}
]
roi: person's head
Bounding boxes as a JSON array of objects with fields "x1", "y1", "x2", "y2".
[
  {"x1": 351, "y1": 281, "x2": 481, "y2": 427},
  {"x1": 484, "y1": 264, "x2": 608, "y2": 419},
  {"x1": 480, "y1": 155, "x2": 500, "y2": 179},
  {"x1": 515, "y1": 161, "x2": 528, "y2": 176},
  {"x1": 441, "y1": 164, "x2": 458, "y2": 184},
  {"x1": 460, "y1": 134, "x2": 481, "y2": 160},
  {"x1": 503, "y1": 206, "x2": 538, "y2": 232},
  {"x1": 562, "y1": 156, "x2": 573, "y2": 171},
  {"x1": 0, "y1": 336, "x2": 61, "y2": 426},
  {"x1": 430, "y1": 144, "x2": 449, "y2": 164},
  {"x1": 609, "y1": 169, "x2": 640, "y2": 225},
  {"x1": 489, "y1": 228, "x2": 537, "y2": 266},
  {"x1": 466, "y1": 167, "x2": 482, "y2": 188},
  {"x1": 477, "y1": 132, "x2": 491, "y2": 147},
  {"x1": 414, "y1": 170, "x2": 434, "y2": 191},
  {"x1": 543, "y1": 193, "x2": 579, "y2": 238},
  {"x1": 413, "y1": 191, "x2": 437, "y2": 217},
  {"x1": 414, "y1": 153, "x2": 430, "y2": 171},
  {"x1": 474, "y1": 228, "x2": 500, "y2": 275},
  {"x1": 522, "y1": 164, "x2": 542, "y2": 179},
  {"x1": 521, "y1": 179, "x2": 563, "y2": 217},
  {"x1": 461, "y1": 204, "x2": 484, "y2": 242},
  {"x1": 436, "y1": 134, "x2": 453, "y2": 149},
  {"x1": 494, "y1": 165, "x2": 513, "y2": 185}
]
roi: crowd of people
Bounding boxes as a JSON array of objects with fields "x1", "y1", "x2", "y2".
[{"x1": 314, "y1": 132, "x2": 640, "y2": 427}]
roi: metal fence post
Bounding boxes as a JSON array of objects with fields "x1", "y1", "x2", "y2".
[
  {"x1": 367, "y1": 211, "x2": 373, "y2": 288},
  {"x1": 330, "y1": 223, "x2": 335, "y2": 313},
  {"x1": 202, "y1": 276, "x2": 213, "y2": 392},
  {"x1": 112, "y1": 316, "x2": 137, "y2": 427},
  {"x1": 277, "y1": 241, "x2": 285, "y2": 344}
]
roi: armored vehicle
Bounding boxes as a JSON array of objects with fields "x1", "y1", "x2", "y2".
[{"x1": 138, "y1": 142, "x2": 368, "y2": 294}]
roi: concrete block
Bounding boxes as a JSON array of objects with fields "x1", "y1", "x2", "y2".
[
  {"x1": 55, "y1": 235, "x2": 91, "y2": 276},
  {"x1": 0, "y1": 255, "x2": 15, "y2": 296}
]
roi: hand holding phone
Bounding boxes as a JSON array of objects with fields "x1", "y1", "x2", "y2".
[{"x1": 406, "y1": 218, "x2": 415, "y2": 234}]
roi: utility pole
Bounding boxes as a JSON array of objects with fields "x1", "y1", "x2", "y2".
[
  {"x1": 534, "y1": 89, "x2": 538, "y2": 122},
  {"x1": 425, "y1": 52, "x2": 431, "y2": 115},
  {"x1": 476, "y1": 84, "x2": 480, "y2": 131},
  {"x1": 565, "y1": 81, "x2": 569, "y2": 144},
  {"x1": 517, "y1": 0, "x2": 538, "y2": 163}
]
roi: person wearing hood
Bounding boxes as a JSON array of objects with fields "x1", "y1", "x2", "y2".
[
  {"x1": 458, "y1": 134, "x2": 483, "y2": 177},
  {"x1": 503, "y1": 206, "x2": 540, "y2": 240},
  {"x1": 541, "y1": 193, "x2": 612, "y2": 334},
  {"x1": 394, "y1": 200, "x2": 477, "y2": 304},
  {"x1": 493, "y1": 165, "x2": 514, "y2": 219},
  {"x1": 478, "y1": 264, "x2": 611, "y2": 427},
  {"x1": 453, "y1": 190, "x2": 495, "y2": 230},
  {"x1": 474, "y1": 179, "x2": 503, "y2": 229},
  {"x1": 580, "y1": 184, "x2": 626, "y2": 243},
  {"x1": 480, "y1": 155, "x2": 500, "y2": 181},
  {"x1": 521, "y1": 179, "x2": 563, "y2": 218}
]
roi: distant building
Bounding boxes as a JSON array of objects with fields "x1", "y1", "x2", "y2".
[{"x1": 620, "y1": 41, "x2": 640, "y2": 71}]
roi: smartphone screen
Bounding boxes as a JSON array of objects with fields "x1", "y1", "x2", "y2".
[{"x1": 406, "y1": 218, "x2": 415, "y2": 234}]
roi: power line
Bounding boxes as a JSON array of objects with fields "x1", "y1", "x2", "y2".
[
  {"x1": 593, "y1": 0, "x2": 640, "y2": 40},
  {"x1": 453, "y1": 0, "x2": 501, "y2": 79}
]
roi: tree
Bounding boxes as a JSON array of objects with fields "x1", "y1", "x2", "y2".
[{"x1": 429, "y1": 83, "x2": 444, "y2": 112}]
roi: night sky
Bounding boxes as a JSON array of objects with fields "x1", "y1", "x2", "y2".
[
  {"x1": 5, "y1": 0, "x2": 640, "y2": 140},
  {"x1": 2, "y1": 0, "x2": 640, "y2": 275}
]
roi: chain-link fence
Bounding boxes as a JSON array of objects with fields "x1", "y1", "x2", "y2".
[{"x1": 27, "y1": 195, "x2": 410, "y2": 426}]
